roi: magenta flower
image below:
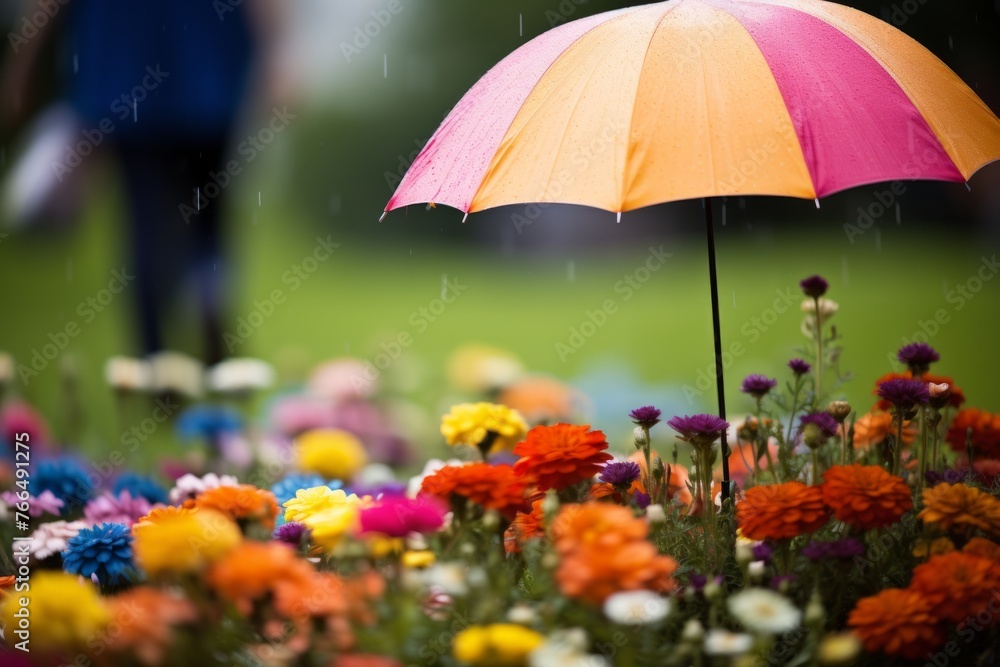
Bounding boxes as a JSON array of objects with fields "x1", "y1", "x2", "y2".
[
  {"x1": 740, "y1": 374, "x2": 777, "y2": 398},
  {"x1": 628, "y1": 406, "x2": 662, "y2": 428},
  {"x1": 273, "y1": 521, "x2": 308, "y2": 545},
  {"x1": 897, "y1": 343, "x2": 940, "y2": 375},
  {"x1": 799, "y1": 412, "x2": 839, "y2": 439},
  {"x1": 877, "y1": 378, "x2": 930, "y2": 411},
  {"x1": 799, "y1": 275, "x2": 828, "y2": 298},
  {"x1": 599, "y1": 461, "x2": 642, "y2": 486},
  {"x1": 788, "y1": 359, "x2": 811, "y2": 376},
  {"x1": 358, "y1": 496, "x2": 447, "y2": 537},
  {"x1": 667, "y1": 414, "x2": 729, "y2": 446},
  {"x1": 83, "y1": 491, "x2": 155, "y2": 527}
]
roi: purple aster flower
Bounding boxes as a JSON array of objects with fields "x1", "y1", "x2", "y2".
[
  {"x1": 925, "y1": 467, "x2": 970, "y2": 487},
  {"x1": 752, "y1": 542, "x2": 773, "y2": 563},
  {"x1": 273, "y1": 521, "x2": 308, "y2": 545},
  {"x1": 799, "y1": 412, "x2": 839, "y2": 439},
  {"x1": 2, "y1": 490, "x2": 64, "y2": 518},
  {"x1": 634, "y1": 491, "x2": 651, "y2": 509},
  {"x1": 740, "y1": 374, "x2": 778, "y2": 398},
  {"x1": 788, "y1": 359, "x2": 811, "y2": 376},
  {"x1": 600, "y1": 461, "x2": 642, "y2": 486},
  {"x1": 802, "y1": 538, "x2": 864, "y2": 561},
  {"x1": 667, "y1": 414, "x2": 729, "y2": 446},
  {"x1": 897, "y1": 343, "x2": 940, "y2": 375},
  {"x1": 799, "y1": 275, "x2": 829, "y2": 298},
  {"x1": 629, "y1": 406, "x2": 662, "y2": 428},
  {"x1": 877, "y1": 378, "x2": 930, "y2": 411}
]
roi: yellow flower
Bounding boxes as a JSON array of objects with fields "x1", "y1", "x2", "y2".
[
  {"x1": 134, "y1": 509, "x2": 241, "y2": 575},
  {"x1": 912, "y1": 536, "x2": 956, "y2": 559},
  {"x1": 817, "y1": 632, "x2": 862, "y2": 666},
  {"x1": 1, "y1": 572, "x2": 109, "y2": 653},
  {"x1": 402, "y1": 550, "x2": 436, "y2": 568},
  {"x1": 453, "y1": 624, "x2": 544, "y2": 666},
  {"x1": 366, "y1": 536, "x2": 405, "y2": 559},
  {"x1": 283, "y1": 486, "x2": 364, "y2": 524},
  {"x1": 295, "y1": 428, "x2": 368, "y2": 480},
  {"x1": 446, "y1": 345, "x2": 525, "y2": 393},
  {"x1": 302, "y1": 504, "x2": 360, "y2": 551},
  {"x1": 441, "y1": 403, "x2": 528, "y2": 453}
]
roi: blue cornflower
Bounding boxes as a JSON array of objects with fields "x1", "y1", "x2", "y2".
[
  {"x1": 62, "y1": 522, "x2": 133, "y2": 586},
  {"x1": 33, "y1": 457, "x2": 94, "y2": 509},
  {"x1": 113, "y1": 472, "x2": 169, "y2": 505},
  {"x1": 175, "y1": 405, "x2": 243, "y2": 443}
]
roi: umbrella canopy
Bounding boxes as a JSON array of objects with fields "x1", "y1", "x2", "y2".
[{"x1": 385, "y1": 0, "x2": 1000, "y2": 218}]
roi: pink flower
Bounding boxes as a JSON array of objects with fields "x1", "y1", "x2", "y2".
[
  {"x1": 1, "y1": 401, "x2": 50, "y2": 450},
  {"x1": 28, "y1": 520, "x2": 87, "y2": 560},
  {"x1": 83, "y1": 491, "x2": 156, "y2": 527},
  {"x1": 358, "y1": 496, "x2": 447, "y2": 537},
  {"x1": 2, "y1": 490, "x2": 64, "y2": 517}
]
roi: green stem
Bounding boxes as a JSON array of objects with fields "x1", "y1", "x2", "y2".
[
  {"x1": 642, "y1": 426, "x2": 652, "y2": 497},
  {"x1": 785, "y1": 379, "x2": 803, "y2": 446},
  {"x1": 814, "y1": 296, "x2": 823, "y2": 401},
  {"x1": 930, "y1": 411, "x2": 941, "y2": 473},
  {"x1": 917, "y1": 408, "x2": 928, "y2": 495},
  {"x1": 893, "y1": 413, "x2": 904, "y2": 477},
  {"x1": 812, "y1": 448, "x2": 821, "y2": 485}
]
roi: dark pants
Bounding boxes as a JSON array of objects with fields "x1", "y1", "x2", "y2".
[{"x1": 116, "y1": 142, "x2": 228, "y2": 365}]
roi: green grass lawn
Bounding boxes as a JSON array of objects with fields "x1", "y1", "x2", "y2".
[{"x1": 2, "y1": 182, "x2": 999, "y2": 462}]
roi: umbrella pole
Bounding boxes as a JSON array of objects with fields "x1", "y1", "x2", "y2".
[{"x1": 703, "y1": 198, "x2": 731, "y2": 502}]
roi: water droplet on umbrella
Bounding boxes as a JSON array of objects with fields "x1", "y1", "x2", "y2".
[
  {"x1": 814, "y1": 199, "x2": 820, "y2": 209},
  {"x1": 567, "y1": 260, "x2": 575, "y2": 283},
  {"x1": 379, "y1": 212, "x2": 387, "y2": 222},
  {"x1": 197, "y1": 188, "x2": 201, "y2": 211},
  {"x1": 616, "y1": 212, "x2": 621, "y2": 223},
  {"x1": 966, "y1": 182, "x2": 972, "y2": 191}
]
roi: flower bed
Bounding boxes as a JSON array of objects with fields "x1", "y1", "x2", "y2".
[{"x1": 2, "y1": 276, "x2": 999, "y2": 666}]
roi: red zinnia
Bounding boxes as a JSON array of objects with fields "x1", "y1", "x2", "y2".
[
  {"x1": 946, "y1": 408, "x2": 1000, "y2": 460},
  {"x1": 737, "y1": 482, "x2": 830, "y2": 541},
  {"x1": 420, "y1": 463, "x2": 528, "y2": 518},
  {"x1": 512, "y1": 424, "x2": 613, "y2": 491},
  {"x1": 911, "y1": 552, "x2": 1000, "y2": 624},
  {"x1": 821, "y1": 464, "x2": 913, "y2": 531},
  {"x1": 848, "y1": 588, "x2": 945, "y2": 659}
]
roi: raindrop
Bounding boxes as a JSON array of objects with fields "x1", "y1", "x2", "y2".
[
  {"x1": 814, "y1": 199, "x2": 820, "y2": 209},
  {"x1": 258, "y1": 191, "x2": 261, "y2": 207},
  {"x1": 875, "y1": 227, "x2": 881, "y2": 252},
  {"x1": 519, "y1": 13, "x2": 523, "y2": 37},
  {"x1": 379, "y1": 212, "x2": 387, "y2": 222},
  {"x1": 567, "y1": 260, "x2": 576, "y2": 283},
  {"x1": 133, "y1": 100, "x2": 137, "y2": 123},
  {"x1": 616, "y1": 212, "x2": 621, "y2": 223},
  {"x1": 966, "y1": 182, "x2": 972, "y2": 192},
  {"x1": 384, "y1": 54, "x2": 388, "y2": 79},
  {"x1": 73, "y1": 54, "x2": 78, "y2": 73},
  {"x1": 441, "y1": 274, "x2": 448, "y2": 300},
  {"x1": 895, "y1": 202, "x2": 900, "y2": 225},
  {"x1": 197, "y1": 187, "x2": 201, "y2": 211}
]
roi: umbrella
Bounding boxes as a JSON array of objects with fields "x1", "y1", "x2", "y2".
[{"x1": 381, "y1": 0, "x2": 1000, "y2": 497}]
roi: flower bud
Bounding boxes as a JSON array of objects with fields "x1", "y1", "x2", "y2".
[
  {"x1": 0, "y1": 352, "x2": 13, "y2": 387},
  {"x1": 806, "y1": 592, "x2": 825, "y2": 625},
  {"x1": 541, "y1": 489, "x2": 560, "y2": 517},
  {"x1": 703, "y1": 581, "x2": 722, "y2": 600},
  {"x1": 827, "y1": 401, "x2": 851, "y2": 422},
  {"x1": 747, "y1": 560, "x2": 765, "y2": 580},
  {"x1": 633, "y1": 426, "x2": 649, "y2": 449},
  {"x1": 481, "y1": 510, "x2": 499, "y2": 530},
  {"x1": 646, "y1": 504, "x2": 666, "y2": 524},
  {"x1": 735, "y1": 541, "x2": 754, "y2": 565},
  {"x1": 681, "y1": 619, "x2": 704, "y2": 642}
]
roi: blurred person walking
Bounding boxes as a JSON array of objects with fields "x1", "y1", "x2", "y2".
[{"x1": 2, "y1": 0, "x2": 284, "y2": 364}]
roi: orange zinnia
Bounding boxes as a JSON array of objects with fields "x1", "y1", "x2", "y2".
[
  {"x1": 919, "y1": 482, "x2": 1000, "y2": 536},
  {"x1": 872, "y1": 371, "x2": 964, "y2": 411},
  {"x1": 946, "y1": 408, "x2": 1000, "y2": 460},
  {"x1": 105, "y1": 587, "x2": 197, "y2": 666},
  {"x1": 963, "y1": 537, "x2": 1000, "y2": 561},
  {"x1": 206, "y1": 541, "x2": 316, "y2": 617},
  {"x1": 848, "y1": 588, "x2": 945, "y2": 660},
  {"x1": 504, "y1": 499, "x2": 545, "y2": 554},
  {"x1": 911, "y1": 552, "x2": 1000, "y2": 623},
  {"x1": 512, "y1": 423, "x2": 613, "y2": 491},
  {"x1": 851, "y1": 411, "x2": 916, "y2": 450},
  {"x1": 192, "y1": 484, "x2": 280, "y2": 530},
  {"x1": 821, "y1": 464, "x2": 913, "y2": 531},
  {"x1": 420, "y1": 463, "x2": 528, "y2": 518},
  {"x1": 737, "y1": 482, "x2": 830, "y2": 541},
  {"x1": 552, "y1": 502, "x2": 677, "y2": 603}
]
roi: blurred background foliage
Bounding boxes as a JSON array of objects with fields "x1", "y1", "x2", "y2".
[{"x1": 0, "y1": 0, "x2": 999, "y2": 456}]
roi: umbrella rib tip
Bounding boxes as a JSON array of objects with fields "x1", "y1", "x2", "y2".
[
  {"x1": 462, "y1": 213, "x2": 469, "y2": 223},
  {"x1": 379, "y1": 211, "x2": 388, "y2": 222},
  {"x1": 616, "y1": 212, "x2": 622, "y2": 223},
  {"x1": 814, "y1": 199, "x2": 821, "y2": 209}
]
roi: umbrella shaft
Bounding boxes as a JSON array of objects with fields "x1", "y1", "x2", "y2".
[{"x1": 703, "y1": 198, "x2": 731, "y2": 501}]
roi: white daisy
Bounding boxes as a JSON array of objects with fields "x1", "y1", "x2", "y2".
[
  {"x1": 727, "y1": 588, "x2": 802, "y2": 634},
  {"x1": 206, "y1": 358, "x2": 274, "y2": 394},
  {"x1": 603, "y1": 590, "x2": 671, "y2": 625},
  {"x1": 703, "y1": 629, "x2": 753, "y2": 656}
]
